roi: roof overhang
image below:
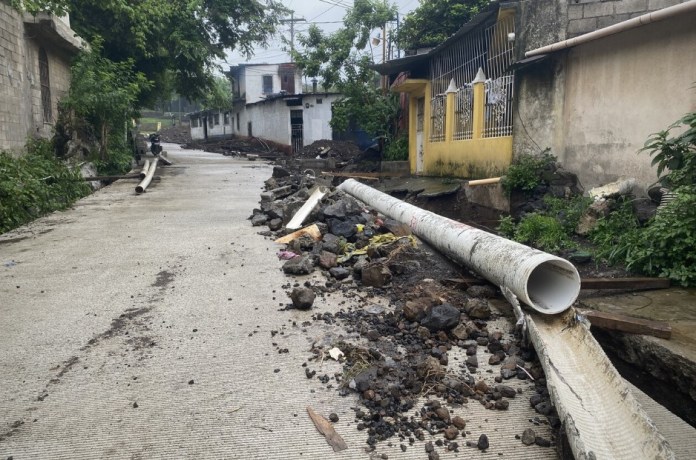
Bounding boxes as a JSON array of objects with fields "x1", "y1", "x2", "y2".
[
  {"x1": 391, "y1": 78, "x2": 428, "y2": 94},
  {"x1": 371, "y1": 2, "x2": 501, "y2": 76},
  {"x1": 23, "y1": 13, "x2": 85, "y2": 54}
]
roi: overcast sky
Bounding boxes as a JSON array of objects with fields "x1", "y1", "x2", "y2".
[{"x1": 221, "y1": 0, "x2": 421, "y2": 72}]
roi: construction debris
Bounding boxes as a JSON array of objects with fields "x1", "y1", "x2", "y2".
[{"x1": 307, "y1": 406, "x2": 348, "y2": 452}]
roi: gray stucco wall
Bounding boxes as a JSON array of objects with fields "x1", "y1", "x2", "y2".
[
  {"x1": 513, "y1": 10, "x2": 696, "y2": 193},
  {"x1": 506, "y1": 0, "x2": 690, "y2": 59}
]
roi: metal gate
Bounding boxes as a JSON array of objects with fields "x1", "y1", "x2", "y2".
[{"x1": 290, "y1": 109, "x2": 303, "y2": 154}]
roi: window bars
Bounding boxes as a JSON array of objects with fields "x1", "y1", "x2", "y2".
[
  {"x1": 429, "y1": 14, "x2": 515, "y2": 141},
  {"x1": 484, "y1": 74, "x2": 514, "y2": 138},
  {"x1": 430, "y1": 94, "x2": 446, "y2": 142},
  {"x1": 454, "y1": 85, "x2": 474, "y2": 140}
]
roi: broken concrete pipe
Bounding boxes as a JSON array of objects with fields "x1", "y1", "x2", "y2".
[
  {"x1": 338, "y1": 179, "x2": 580, "y2": 315},
  {"x1": 136, "y1": 157, "x2": 159, "y2": 194}
]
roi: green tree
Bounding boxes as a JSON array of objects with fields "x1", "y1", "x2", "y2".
[
  {"x1": 292, "y1": 1, "x2": 399, "y2": 148},
  {"x1": 62, "y1": 40, "x2": 150, "y2": 161},
  {"x1": 398, "y1": 0, "x2": 489, "y2": 51},
  {"x1": 202, "y1": 76, "x2": 233, "y2": 110},
  {"x1": 13, "y1": 0, "x2": 286, "y2": 104}
]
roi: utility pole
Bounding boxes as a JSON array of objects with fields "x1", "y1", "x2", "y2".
[{"x1": 280, "y1": 12, "x2": 306, "y2": 61}]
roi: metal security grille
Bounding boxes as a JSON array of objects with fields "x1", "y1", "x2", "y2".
[
  {"x1": 454, "y1": 85, "x2": 474, "y2": 140},
  {"x1": 484, "y1": 74, "x2": 514, "y2": 137},
  {"x1": 39, "y1": 48, "x2": 52, "y2": 123},
  {"x1": 290, "y1": 109, "x2": 303, "y2": 154},
  {"x1": 429, "y1": 14, "x2": 515, "y2": 139},
  {"x1": 429, "y1": 94, "x2": 446, "y2": 142}
]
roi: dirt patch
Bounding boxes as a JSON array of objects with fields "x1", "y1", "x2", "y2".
[{"x1": 152, "y1": 270, "x2": 175, "y2": 288}]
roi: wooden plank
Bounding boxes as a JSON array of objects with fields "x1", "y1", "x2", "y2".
[
  {"x1": 320, "y1": 172, "x2": 379, "y2": 181},
  {"x1": 581, "y1": 310, "x2": 672, "y2": 339},
  {"x1": 274, "y1": 224, "x2": 322, "y2": 244},
  {"x1": 306, "y1": 406, "x2": 348, "y2": 452},
  {"x1": 581, "y1": 277, "x2": 670, "y2": 290}
]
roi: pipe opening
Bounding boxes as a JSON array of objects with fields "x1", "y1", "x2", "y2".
[{"x1": 526, "y1": 259, "x2": 580, "y2": 314}]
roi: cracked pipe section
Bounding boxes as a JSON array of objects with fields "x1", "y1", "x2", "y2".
[{"x1": 338, "y1": 179, "x2": 580, "y2": 314}]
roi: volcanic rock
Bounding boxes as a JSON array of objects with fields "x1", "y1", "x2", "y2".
[
  {"x1": 289, "y1": 287, "x2": 315, "y2": 310},
  {"x1": 521, "y1": 428, "x2": 536, "y2": 446},
  {"x1": 420, "y1": 303, "x2": 460, "y2": 331},
  {"x1": 282, "y1": 256, "x2": 314, "y2": 275}
]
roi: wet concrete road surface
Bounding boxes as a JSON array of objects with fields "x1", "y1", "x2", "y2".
[{"x1": 0, "y1": 145, "x2": 555, "y2": 459}]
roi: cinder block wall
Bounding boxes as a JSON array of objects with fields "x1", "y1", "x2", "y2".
[
  {"x1": 0, "y1": 4, "x2": 30, "y2": 152},
  {"x1": 0, "y1": 4, "x2": 74, "y2": 153},
  {"x1": 566, "y1": 0, "x2": 689, "y2": 37}
]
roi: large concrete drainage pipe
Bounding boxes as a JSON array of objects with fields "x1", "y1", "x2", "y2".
[{"x1": 338, "y1": 179, "x2": 580, "y2": 314}]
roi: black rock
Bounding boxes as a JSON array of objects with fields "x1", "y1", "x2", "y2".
[
  {"x1": 272, "y1": 166, "x2": 291, "y2": 178},
  {"x1": 521, "y1": 428, "x2": 536, "y2": 445},
  {"x1": 477, "y1": 434, "x2": 489, "y2": 450},
  {"x1": 329, "y1": 267, "x2": 350, "y2": 280},
  {"x1": 329, "y1": 413, "x2": 339, "y2": 422},
  {"x1": 282, "y1": 256, "x2": 315, "y2": 275},
  {"x1": 420, "y1": 303, "x2": 461, "y2": 331},
  {"x1": 535, "y1": 436, "x2": 551, "y2": 447},
  {"x1": 534, "y1": 401, "x2": 553, "y2": 416},
  {"x1": 329, "y1": 218, "x2": 357, "y2": 238},
  {"x1": 290, "y1": 287, "x2": 315, "y2": 310},
  {"x1": 321, "y1": 233, "x2": 341, "y2": 253}
]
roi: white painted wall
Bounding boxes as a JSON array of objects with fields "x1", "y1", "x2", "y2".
[
  {"x1": 238, "y1": 64, "x2": 303, "y2": 104},
  {"x1": 189, "y1": 110, "x2": 233, "y2": 141},
  {"x1": 191, "y1": 94, "x2": 339, "y2": 147},
  {"x1": 301, "y1": 94, "x2": 339, "y2": 145}
]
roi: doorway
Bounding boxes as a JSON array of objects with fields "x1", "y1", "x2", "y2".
[
  {"x1": 416, "y1": 97, "x2": 425, "y2": 174},
  {"x1": 290, "y1": 109, "x2": 303, "y2": 154}
]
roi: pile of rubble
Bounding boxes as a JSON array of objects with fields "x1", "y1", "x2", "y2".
[{"x1": 251, "y1": 167, "x2": 562, "y2": 458}]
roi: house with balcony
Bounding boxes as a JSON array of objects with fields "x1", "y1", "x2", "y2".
[{"x1": 189, "y1": 63, "x2": 341, "y2": 153}]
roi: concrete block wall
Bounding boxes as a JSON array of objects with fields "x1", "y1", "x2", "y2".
[
  {"x1": 566, "y1": 0, "x2": 689, "y2": 37},
  {"x1": 0, "y1": 3, "x2": 30, "y2": 152},
  {"x1": 0, "y1": 4, "x2": 76, "y2": 153}
]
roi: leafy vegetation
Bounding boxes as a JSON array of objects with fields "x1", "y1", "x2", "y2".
[
  {"x1": 384, "y1": 135, "x2": 408, "y2": 161},
  {"x1": 398, "y1": 0, "x2": 489, "y2": 51},
  {"x1": 62, "y1": 40, "x2": 149, "y2": 162},
  {"x1": 292, "y1": 1, "x2": 401, "y2": 155},
  {"x1": 497, "y1": 193, "x2": 590, "y2": 253},
  {"x1": 501, "y1": 150, "x2": 556, "y2": 193},
  {"x1": 13, "y1": 0, "x2": 285, "y2": 104},
  {"x1": 0, "y1": 139, "x2": 90, "y2": 234},
  {"x1": 202, "y1": 76, "x2": 234, "y2": 111},
  {"x1": 642, "y1": 111, "x2": 696, "y2": 188},
  {"x1": 589, "y1": 111, "x2": 696, "y2": 286}
]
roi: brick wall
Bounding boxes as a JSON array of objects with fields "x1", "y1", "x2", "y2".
[{"x1": 566, "y1": 0, "x2": 689, "y2": 37}]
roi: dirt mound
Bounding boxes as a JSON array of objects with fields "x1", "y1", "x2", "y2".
[
  {"x1": 159, "y1": 123, "x2": 192, "y2": 145},
  {"x1": 297, "y1": 140, "x2": 363, "y2": 162}
]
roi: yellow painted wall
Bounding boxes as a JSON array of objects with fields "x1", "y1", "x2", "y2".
[
  {"x1": 397, "y1": 78, "x2": 513, "y2": 179},
  {"x1": 424, "y1": 137, "x2": 512, "y2": 178}
]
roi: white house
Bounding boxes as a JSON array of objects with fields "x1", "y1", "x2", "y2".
[{"x1": 189, "y1": 63, "x2": 340, "y2": 153}]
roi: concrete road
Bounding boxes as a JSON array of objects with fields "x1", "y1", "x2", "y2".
[{"x1": 0, "y1": 145, "x2": 554, "y2": 460}]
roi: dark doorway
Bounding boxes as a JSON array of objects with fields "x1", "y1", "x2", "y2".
[{"x1": 290, "y1": 109, "x2": 303, "y2": 154}]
